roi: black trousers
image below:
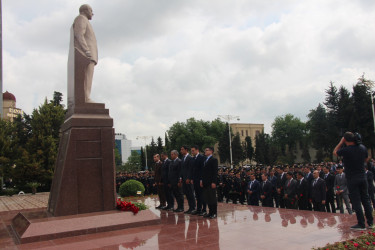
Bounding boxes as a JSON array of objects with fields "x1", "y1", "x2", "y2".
[
  {"x1": 164, "y1": 184, "x2": 174, "y2": 208},
  {"x1": 348, "y1": 178, "x2": 373, "y2": 227},
  {"x1": 194, "y1": 181, "x2": 207, "y2": 212},
  {"x1": 183, "y1": 182, "x2": 196, "y2": 210},
  {"x1": 325, "y1": 192, "x2": 336, "y2": 213},
  {"x1": 171, "y1": 184, "x2": 184, "y2": 209},
  {"x1": 312, "y1": 201, "x2": 326, "y2": 212},
  {"x1": 203, "y1": 186, "x2": 217, "y2": 215}
]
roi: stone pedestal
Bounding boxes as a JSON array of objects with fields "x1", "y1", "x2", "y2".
[{"x1": 47, "y1": 104, "x2": 116, "y2": 216}]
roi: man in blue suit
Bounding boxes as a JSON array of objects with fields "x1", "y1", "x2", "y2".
[
  {"x1": 190, "y1": 145, "x2": 207, "y2": 216},
  {"x1": 247, "y1": 173, "x2": 260, "y2": 206}
]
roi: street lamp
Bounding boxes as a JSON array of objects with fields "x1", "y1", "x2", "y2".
[
  {"x1": 218, "y1": 115, "x2": 240, "y2": 169},
  {"x1": 360, "y1": 75, "x2": 375, "y2": 133},
  {"x1": 136, "y1": 136, "x2": 152, "y2": 170}
]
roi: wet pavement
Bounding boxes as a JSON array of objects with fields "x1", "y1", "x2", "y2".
[{"x1": 0, "y1": 194, "x2": 363, "y2": 249}]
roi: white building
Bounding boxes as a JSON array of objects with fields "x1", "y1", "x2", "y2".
[{"x1": 115, "y1": 133, "x2": 132, "y2": 164}]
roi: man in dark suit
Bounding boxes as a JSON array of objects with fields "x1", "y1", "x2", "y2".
[
  {"x1": 190, "y1": 145, "x2": 207, "y2": 216},
  {"x1": 168, "y1": 150, "x2": 184, "y2": 212},
  {"x1": 304, "y1": 166, "x2": 314, "y2": 210},
  {"x1": 296, "y1": 171, "x2": 309, "y2": 210},
  {"x1": 284, "y1": 171, "x2": 297, "y2": 209},
  {"x1": 247, "y1": 173, "x2": 260, "y2": 206},
  {"x1": 200, "y1": 147, "x2": 218, "y2": 219},
  {"x1": 323, "y1": 166, "x2": 336, "y2": 213},
  {"x1": 268, "y1": 170, "x2": 278, "y2": 207},
  {"x1": 260, "y1": 173, "x2": 273, "y2": 207},
  {"x1": 153, "y1": 154, "x2": 166, "y2": 209},
  {"x1": 161, "y1": 152, "x2": 173, "y2": 210},
  {"x1": 180, "y1": 146, "x2": 196, "y2": 213},
  {"x1": 311, "y1": 170, "x2": 326, "y2": 212},
  {"x1": 276, "y1": 167, "x2": 287, "y2": 208}
]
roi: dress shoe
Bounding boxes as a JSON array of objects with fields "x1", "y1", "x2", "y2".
[
  {"x1": 173, "y1": 208, "x2": 184, "y2": 213},
  {"x1": 160, "y1": 206, "x2": 168, "y2": 210},
  {"x1": 209, "y1": 214, "x2": 217, "y2": 219},
  {"x1": 184, "y1": 210, "x2": 192, "y2": 214},
  {"x1": 155, "y1": 205, "x2": 163, "y2": 209},
  {"x1": 203, "y1": 213, "x2": 211, "y2": 218},
  {"x1": 166, "y1": 207, "x2": 174, "y2": 211},
  {"x1": 190, "y1": 210, "x2": 200, "y2": 215},
  {"x1": 198, "y1": 211, "x2": 207, "y2": 216}
]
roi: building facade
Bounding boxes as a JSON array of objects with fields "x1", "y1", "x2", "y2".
[
  {"x1": 2, "y1": 91, "x2": 23, "y2": 122},
  {"x1": 114, "y1": 133, "x2": 132, "y2": 164},
  {"x1": 230, "y1": 123, "x2": 264, "y2": 145}
]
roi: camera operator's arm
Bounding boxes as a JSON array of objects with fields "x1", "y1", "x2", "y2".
[{"x1": 333, "y1": 137, "x2": 345, "y2": 157}]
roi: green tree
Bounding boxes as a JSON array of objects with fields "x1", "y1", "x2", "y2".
[
  {"x1": 244, "y1": 136, "x2": 254, "y2": 163},
  {"x1": 271, "y1": 114, "x2": 306, "y2": 157},
  {"x1": 231, "y1": 133, "x2": 245, "y2": 166},
  {"x1": 140, "y1": 147, "x2": 146, "y2": 170},
  {"x1": 218, "y1": 123, "x2": 231, "y2": 164},
  {"x1": 307, "y1": 103, "x2": 330, "y2": 155},
  {"x1": 157, "y1": 136, "x2": 163, "y2": 154},
  {"x1": 115, "y1": 148, "x2": 122, "y2": 167},
  {"x1": 122, "y1": 151, "x2": 141, "y2": 172}
]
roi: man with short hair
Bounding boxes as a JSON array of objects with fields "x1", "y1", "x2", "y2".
[
  {"x1": 334, "y1": 132, "x2": 373, "y2": 230},
  {"x1": 191, "y1": 145, "x2": 207, "y2": 216},
  {"x1": 276, "y1": 167, "x2": 287, "y2": 208},
  {"x1": 180, "y1": 146, "x2": 196, "y2": 214},
  {"x1": 161, "y1": 152, "x2": 173, "y2": 210},
  {"x1": 153, "y1": 154, "x2": 166, "y2": 209},
  {"x1": 334, "y1": 165, "x2": 352, "y2": 214},
  {"x1": 200, "y1": 147, "x2": 218, "y2": 219},
  {"x1": 296, "y1": 171, "x2": 309, "y2": 210},
  {"x1": 247, "y1": 173, "x2": 260, "y2": 206},
  {"x1": 168, "y1": 150, "x2": 184, "y2": 212},
  {"x1": 323, "y1": 165, "x2": 336, "y2": 213},
  {"x1": 284, "y1": 171, "x2": 297, "y2": 209},
  {"x1": 311, "y1": 170, "x2": 326, "y2": 212},
  {"x1": 260, "y1": 173, "x2": 273, "y2": 207}
]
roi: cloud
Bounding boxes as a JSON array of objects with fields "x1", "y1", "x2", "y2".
[{"x1": 3, "y1": 0, "x2": 375, "y2": 146}]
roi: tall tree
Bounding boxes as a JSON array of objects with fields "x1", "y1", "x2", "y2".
[
  {"x1": 156, "y1": 136, "x2": 163, "y2": 154},
  {"x1": 218, "y1": 123, "x2": 231, "y2": 164},
  {"x1": 140, "y1": 147, "x2": 146, "y2": 170},
  {"x1": 244, "y1": 136, "x2": 254, "y2": 163},
  {"x1": 231, "y1": 133, "x2": 245, "y2": 166}
]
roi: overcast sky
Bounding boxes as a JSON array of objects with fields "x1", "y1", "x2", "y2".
[{"x1": 3, "y1": 0, "x2": 375, "y2": 146}]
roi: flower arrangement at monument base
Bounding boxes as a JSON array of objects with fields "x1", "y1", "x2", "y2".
[{"x1": 116, "y1": 198, "x2": 148, "y2": 215}]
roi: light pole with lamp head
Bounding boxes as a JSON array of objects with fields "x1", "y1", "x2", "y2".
[{"x1": 218, "y1": 115, "x2": 240, "y2": 169}]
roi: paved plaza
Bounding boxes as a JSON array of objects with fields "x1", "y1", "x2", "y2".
[{"x1": 0, "y1": 193, "x2": 363, "y2": 249}]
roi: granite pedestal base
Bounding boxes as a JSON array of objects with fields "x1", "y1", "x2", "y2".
[
  {"x1": 11, "y1": 209, "x2": 161, "y2": 244},
  {"x1": 47, "y1": 103, "x2": 116, "y2": 217}
]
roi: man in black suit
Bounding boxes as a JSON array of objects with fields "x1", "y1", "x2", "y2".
[
  {"x1": 296, "y1": 171, "x2": 309, "y2": 210},
  {"x1": 268, "y1": 170, "x2": 278, "y2": 207},
  {"x1": 276, "y1": 167, "x2": 287, "y2": 208},
  {"x1": 200, "y1": 147, "x2": 218, "y2": 219},
  {"x1": 153, "y1": 154, "x2": 166, "y2": 209},
  {"x1": 161, "y1": 152, "x2": 173, "y2": 210},
  {"x1": 304, "y1": 166, "x2": 314, "y2": 210},
  {"x1": 284, "y1": 171, "x2": 297, "y2": 209},
  {"x1": 168, "y1": 150, "x2": 184, "y2": 212},
  {"x1": 190, "y1": 145, "x2": 207, "y2": 216},
  {"x1": 323, "y1": 165, "x2": 336, "y2": 213},
  {"x1": 260, "y1": 173, "x2": 273, "y2": 207},
  {"x1": 247, "y1": 173, "x2": 260, "y2": 206},
  {"x1": 311, "y1": 170, "x2": 326, "y2": 212},
  {"x1": 180, "y1": 146, "x2": 196, "y2": 214}
]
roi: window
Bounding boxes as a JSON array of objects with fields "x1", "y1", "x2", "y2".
[
  {"x1": 241, "y1": 130, "x2": 244, "y2": 136},
  {"x1": 246, "y1": 130, "x2": 248, "y2": 136}
]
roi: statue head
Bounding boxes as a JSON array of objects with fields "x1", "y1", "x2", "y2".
[{"x1": 79, "y1": 4, "x2": 94, "y2": 20}]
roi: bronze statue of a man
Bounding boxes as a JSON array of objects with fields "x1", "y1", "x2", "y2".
[{"x1": 72, "y1": 4, "x2": 98, "y2": 103}]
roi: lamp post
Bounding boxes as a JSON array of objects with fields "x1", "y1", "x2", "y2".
[
  {"x1": 218, "y1": 115, "x2": 240, "y2": 169},
  {"x1": 361, "y1": 75, "x2": 375, "y2": 133},
  {"x1": 136, "y1": 136, "x2": 152, "y2": 170}
]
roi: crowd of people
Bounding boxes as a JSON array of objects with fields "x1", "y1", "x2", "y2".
[{"x1": 116, "y1": 132, "x2": 375, "y2": 230}]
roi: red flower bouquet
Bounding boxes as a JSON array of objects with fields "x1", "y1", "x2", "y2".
[{"x1": 116, "y1": 198, "x2": 140, "y2": 215}]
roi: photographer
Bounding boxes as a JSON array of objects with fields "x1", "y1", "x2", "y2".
[{"x1": 333, "y1": 132, "x2": 373, "y2": 230}]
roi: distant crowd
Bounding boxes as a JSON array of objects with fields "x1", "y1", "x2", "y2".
[{"x1": 116, "y1": 159, "x2": 375, "y2": 214}]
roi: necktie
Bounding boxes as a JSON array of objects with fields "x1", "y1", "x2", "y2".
[{"x1": 313, "y1": 179, "x2": 317, "y2": 186}]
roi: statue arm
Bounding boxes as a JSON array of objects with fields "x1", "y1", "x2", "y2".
[{"x1": 73, "y1": 16, "x2": 91, "y2": 59}]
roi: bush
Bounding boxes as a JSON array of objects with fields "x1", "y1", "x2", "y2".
[
  {"x1": 2, "y1": 188, "x2": 18, "y2": 196},
  {"x1": 119, "y1": 180, "x2": 145, "y2": 197}
]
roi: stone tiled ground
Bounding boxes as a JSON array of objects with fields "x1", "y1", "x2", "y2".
[{"x1": 0, "y1": 193, "x2": 364, "y2": 249}]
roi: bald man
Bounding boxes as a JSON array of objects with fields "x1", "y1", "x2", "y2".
[{"x1": 72, "y1": 4, "x2": 98, "y2": 103}]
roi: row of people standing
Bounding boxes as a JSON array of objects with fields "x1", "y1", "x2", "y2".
[{"x1": 153, "y1": 145, "x2": 219, "y2": 219}]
